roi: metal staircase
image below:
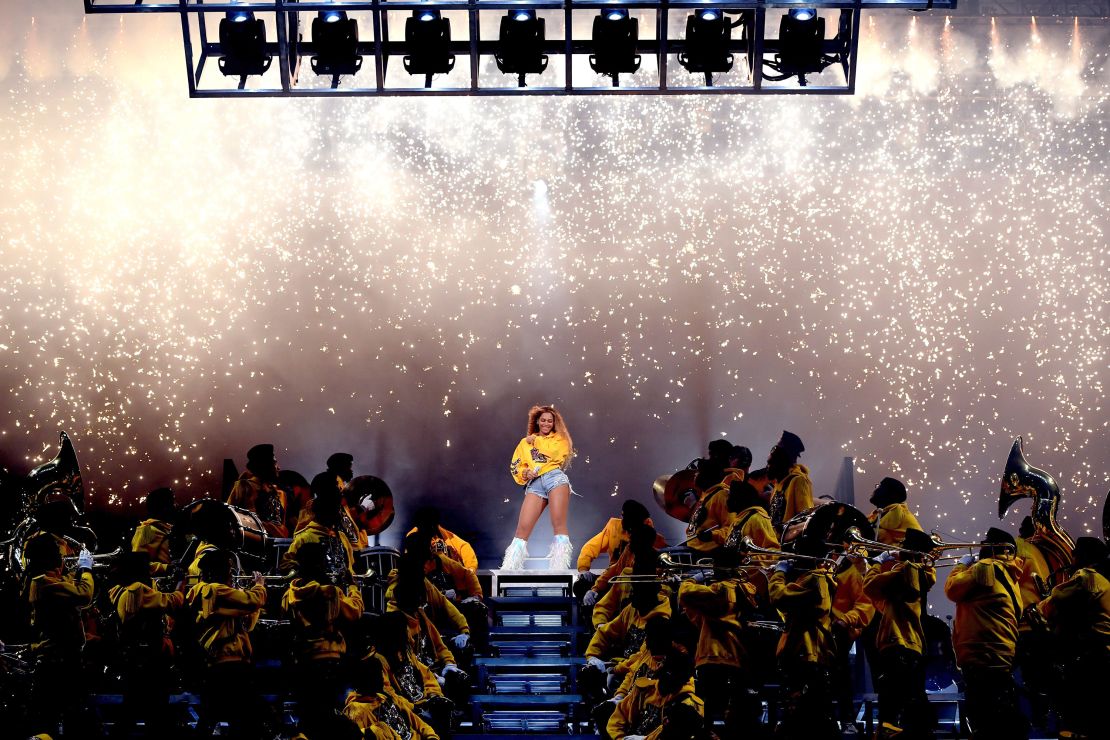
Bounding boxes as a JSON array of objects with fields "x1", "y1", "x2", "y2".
[{"x1": 468, "y1": 569, "x2": 588, "y2": 736}]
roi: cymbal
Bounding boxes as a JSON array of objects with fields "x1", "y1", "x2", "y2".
[
  {"x1": 345, "y1": 475, "x2": 395, "y2": 536},
  {"x1": 653, "y1": 468, "x2": 700, "y2": 523}
]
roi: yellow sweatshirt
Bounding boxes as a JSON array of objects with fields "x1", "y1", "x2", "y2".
[
  {"x1": 509, "y1": 432, "x2": 570, "y2": 485},
  {"x1": 687, "y1": 482, "x2": 735, "y2": 554},
  {"x1": 869, "y1": 503, "x2": 923, "y2": 547},
  {"x1": 726, "y1": 506, "x2": 780, "y2": 565},
  {"x1": 343, "y1": 689, "x2": 440, "y2": 740},
  {"x1": 385, "y1": 572, "x2": 471, "y2": 637},
  {"x1": 1037, "y1": 567, "x2": 1110, "y2": 661},
  {"x1": 109, "y1": 582, "x2": 183, "y2": 624},
  {"x1": 864, "y1": 560, "x2": 936, "y2": 655},
  {"x1": 831, "y1": 560, "x2": 875, "y2": 641},
  {"x1": 406, "y1": 525, "x2": 479, "y2": 571},
  {"x1": 1015, "y1": 537, "x2": 1051, "y2": 610},
  {"x1": 607, "y1": 678, "x2": 702, "y2": 740},
  {"x1": 770, "y1": 464, "x2": 813, "y2": 528},
  {"x1": 424, "y1": 554, "x2": 483, "y2": 600},
  {"x1": 577, "y1": 517, "x2": 667, "y2": 571},
  {"x1": 943, "y1": 557, "x2": 1022, "y2": 669},
  {"x1": 281, "y1": 578, "x2": 364, "y2": 661},
  {"x1": 29, "y1": 568, "x2": 95, "y2": 658},
  {"x1": 769, "y1": 568, "x2": 836, "y2": 665},
  {"x1": 187, "y1": 541, "x2": 218, "y2": 583},
  {"x1": 131, "y1": 519, "x2": 173, "y2": 575},
  {"x1": 366, "y1": 649, "x2": 445, "y2": 704},
  {"x1": 185, "y1": 580, "x2": 266, "y2": 664},
  {"x1": 280, "y1": 521, "x2": 355, "y2": 577},
  {"x1": 586, "y1": 595, "x2": 672, "y2": 661},
  {"x1": 679, "y1": 578, "x2": 758, "y2": 668},
  {"x1": 613, "y1": 647, "x2": 665, "y2": 697},
  {"x1": 595, "y1": 576, "x2": 674, "y2": 630},
  {"x1": 296, "y1": 500, "x2": 368, "y2": 549}
]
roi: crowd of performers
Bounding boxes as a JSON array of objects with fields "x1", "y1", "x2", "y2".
[{"x1": 7, "y1": 430, "x2": 1110, "y2": 740}]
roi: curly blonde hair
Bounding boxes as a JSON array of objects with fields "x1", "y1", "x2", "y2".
[{"x1": 527, "y1": 404, "x2": 574, "y2": 469}]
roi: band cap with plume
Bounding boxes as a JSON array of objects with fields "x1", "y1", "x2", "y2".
[
  {"x1": 327, "y1": 452, "x2": 354, "y2": 469},
  {"x1": 777, "y1": 430, "x2": 805, "y2": 457},
  {"x1": 983, "y1": 527, "x2": 1016, "y2": 548},
  {"x1": 874, "y1": 477, "x2": 907, "y2": 504}
]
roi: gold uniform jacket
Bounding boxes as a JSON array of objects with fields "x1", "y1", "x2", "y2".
[
  {"x1": 831, "y1": 560, "x2": 875, "y2": 641},
  {"x1": 769, "y1": 568, "x2": 836, "y2": 665},
  {"x1": 343, "y1": 690, "x2": 440, "y2": 740},
  {"x1": 109, "y1": 581, "x2": 184, "y2": 636},
  {"x1": 577, "y1": 517, "x2": 667, "y2": 571},
  {"x1": 586, "y1": 596, "x2": 673, "y2": 662},
  {"x1": 185, "y1": 580, "x2": 266, "y2": 664},
  {"x1": 509, "y1": 432, "x2": 570, "y2": 485},
  {"x1": 386, "y1": 572, "x2": 471, "y2": 638},
  {"x1": 406, "y1": 525, "x2": 479, "y2": 572},
  {"x1": 29, "y1": 569, "x2": 95, "y2": 658},
  {"x1": 607, "y1": 679, "x2": 702, "y2": 740},
  {"x1": 769, "y1": 464, "x2": 814, "y2": 530},
  {"x1": 131, "y1": 518, "x2": 173, "y2": 575},
  {"x1": 863, "y1": 561, "x2": 936, "y2": 655},
  {"x1": 281, "y1": 578, "x2": 364, "y2": 662},
  {"x1": 679, "y1": 578, "x2": 759, "y2": 668},
  {"x1": 1015, "y1": 537, "x2": 1051, "y2": 611},
  {"x1": 943, "y1": 557, "x2": 1022, "y2": 669},
  {"x1": 1037, "y1": 567, "x2": 1110, "y2": 660},
  {"x1": 366, "y1": 649, "x2": 445, "y2": 704},
  {"x1": 281, "y1": 521, "x2": 355, "y2": 578},
  {"x1": 869, "y1": 503, "x2": 922, "y2": 547}
]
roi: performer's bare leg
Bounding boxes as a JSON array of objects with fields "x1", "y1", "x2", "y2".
[
  {"x1": 547, "y1": 484, "x2": 570, "y2": 536},
  {"x1": 514, "y1": 493, "x2": 548, "y2": 540}
]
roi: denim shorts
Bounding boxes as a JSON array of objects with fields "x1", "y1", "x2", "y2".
[{"x1": 525, "y1": 469, "x2": 571, "y2": 499}]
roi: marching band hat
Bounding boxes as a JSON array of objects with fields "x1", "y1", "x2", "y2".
[
  {"x1": 777, "y1": 431, "x2": 805, "y2": 457},
  {"x1": 902, "y1": 528, "x2": 935, "y2": 554}
]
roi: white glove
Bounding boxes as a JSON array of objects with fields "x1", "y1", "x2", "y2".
[
  {"x1": 76, "y1": 548, "x2": 94, "y2": 571},
  {"x1": 444, "y1": 589, "x2": 457, "y2": 601},
  {"x1": 586, "y1": 656, "x2": 606, "y2": 672},
  {"x1": 436, "y1": 673, "x2": 446, "y2": 687},
  {"x1": 452, "y1": 633, "x2": 470, "y2": 650},
  {"x1": 582, "y1": 590, "x2": 599, "y2": 607},
  {"x1": 876, "y1": 551, "x2": 896, "y2": 564},
  {"x1": 442, "y1": 663, "x2": 463, "y2": 676},
  {"x1": 625, "y1": 735, "x2": 646, "y2": 740},
  {"x1": 682, "y1": 492, "x2": 699, "y2": 509},
  {"x1": 578, "y1": 570, "x2": 597, "y2": 584},
  {"x1": 958, "y1": 554, "x2": 976, "y2": 567},
  {"x1": 690, "y1": 569, "x2": 709, "y2": 584},
  {"x1": 461, "y1": 596, "x2": 480, "y2": 605},
  {"x1": 772, "y1": 560, "x2": 792, "y2": 575}
]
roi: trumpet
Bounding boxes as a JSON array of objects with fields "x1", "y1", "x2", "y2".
[
  {"x1": 231, "y1": 573, "x2": 294, "y2": 586},
  {"x1": 740, "y1": 538, "x2": 838, "y2": 569},
  {"x1": 64, "y1": 547, "x2": 122, "y2": 570}
]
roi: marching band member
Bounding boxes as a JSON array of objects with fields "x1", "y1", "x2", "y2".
[
  {"x1": 1033, "y1": 536, "x2": 1110, "y2": 739},
  {"x1": 282, "y1": 541, "x2": 365, "y2": 738},
  {"x1": 593, "y1": 615, "x2": 673, "y2": 735},
  {"x1": 867, "y1": 477, "x2": 922, "y2": 547},
  {"x1": 410, "y1": 506, "x2": 479, "y2": 572},
  {"x1": 723, "y1": 479, "x2": 779, "y2": 559},
  {"x1": 186, "y1": 548, "x2": 272, "y2": 740},
  {"x1": 607, "y1": 647, "x2": 701, "y2": 740},
  {"x1": 130, "y1": 487, "x2": 176, "y2": 576},
  {"x1": 829, "y1": 544, "x2": 875, "y2": 733},
  {"x1": 24, "y1": 533, "x2": 97, "y2": 739},
  {"x1": 721, "y1": 445, "x2": 753, "y2": 488},
  {"x1": 863, "y1": 528, "x2": 937, "y2": 740},
  {"x1": 588, "y1": 525, "x2": 665, "y2": 621},
  {"x1": 943, "y1": 527, "x2": 1027, "y2": 740},
  {"x1": 109, "y1": 551, "x2": 185, "y2": 740},
  {"x1": 227, "y1": 443, "x2": 289, "y2": 537},
  {"x1": 587, "y1": 574, "x2": 673, "y2": 668},
  {"x1": 407, "y1": 529, "x2": 488, "y2": 650},
  {"x1": 344, "y1": 659, "x2": 441, "y2": 740},
  {"x1": 363, "y1": 611, "x2": 451, "y2": 738},
  {"x1": 1012, "y1": 516, "x2": 1053, "y2": 726},
  {"x1": 768, "y1": 543, "x2": 838, "y2": 739},
  {"x1": 310, "y1": 452, "x2": 355, "y2": 503},
  {"x1": 766, "y1": 431, "x2": 813, "y2": 533},
  {"x1": 281, "y1": 485, "x2": 355, "y2": 579},
  {"x1": 578, "y1": 500, "x2": 665, "y2": 581},
  {"x1": 678, "y1": 542, "x2": 763, "y2": 736}
]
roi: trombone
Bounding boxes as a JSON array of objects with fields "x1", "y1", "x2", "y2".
[
  {"x1": 927, "y1": 534, "x2": 1016, "y2": 566},
  {"x1": 740, "y1": 538, "x2": 839, "y2": 570}
]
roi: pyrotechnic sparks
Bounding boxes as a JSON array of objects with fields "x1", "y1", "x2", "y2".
[{"x1": 0, "y1": 6, "x2": 1107, "y2": 549}]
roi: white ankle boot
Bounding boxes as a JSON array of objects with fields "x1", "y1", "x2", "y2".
[
  {"x1": 548, "y1": 535, "x2": 573, "y2": 570},
  {"x1": 501, "y1": 537, "x2": 529, "y2": 570}
]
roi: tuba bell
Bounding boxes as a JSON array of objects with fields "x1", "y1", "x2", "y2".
[
  {"x1": 1000, "y1": 437, "x2": 1075, "y2": 584},
  {"x1": 24, "y1": 431, "x2": 86, "y2": 514}
]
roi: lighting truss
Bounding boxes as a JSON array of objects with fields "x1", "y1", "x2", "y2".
[{"x1": 81, "y1": 0, "x2": 955, "y2": 97}]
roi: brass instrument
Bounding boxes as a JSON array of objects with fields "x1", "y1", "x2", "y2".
[
  {"x1": 740, "y1": 537, "x2": 838, "y2": 569},
  {"x1": 840, "y1": 527, "x2": 915, "y2": 554},
  {"x1": 63, "y1": 546, "x2": 121, "y2": 569},
  {"x1": 231, "y1": 573, "x2": 295, "y2": 586},
  {"x1": 927, "y1": 534, "x2": 1016, "y2": 563},
  {"x1": 1000, "y1": 437, "x2": 1074, "y2": 585}
]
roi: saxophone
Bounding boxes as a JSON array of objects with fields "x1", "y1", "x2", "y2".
[{"x1": 999, "y1": 437, "x2": 1075, "y2": 585}]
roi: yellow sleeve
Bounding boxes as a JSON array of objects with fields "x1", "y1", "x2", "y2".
[
  {"x1": 1038, "y1": 571, "x2": 1088, "y2": 622},
  {"x1": 342, "y1": 585, "x2": 365, "y2": 621},
  {"x1": 678, "y1": 580, "x2": 730, "y2": 619},
  {"x1": 216, "y1": 583, "x2": 267, "y2": 616},
  {"x1": 769, "y1": 571, "x2": 821, "y2": 609},
  {"x1": 578, "y1": 522, "x2": 613, "y2": 571},
  {"x1": 942, "y1": 563, "x2": 978, "y2": 603},
  {"x1": 607, "y1": 692, "x2": 635, "y2": 739},
  {"x1": 509, "y1": 438, "x2": 533, "y2": 485},
  {"x1": 586, "y1": 609, "x2": 628, "y2": 659},
  {"x1": 401, "y1": 702, "x2": 441, "y2": 740},
  {"x1": 447, "y1": 533, "x2": 479, "y2": 572},
  {"x1": 426, "y1": 584, "x2": 470, "y2": 634},
  {"x1": 784, "y1": 476, "x2": 813, "y2": 521},
  {"x1": 281, "y1": 533, "x2": 304, "y2": 574},
  {"x1": 44, "y1": 571, "x2": 96, "y2": 606},
  {"x1": 592, "y1": 580, "x2": 625, "y2": 629}
]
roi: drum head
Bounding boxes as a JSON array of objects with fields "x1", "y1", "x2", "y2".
[
  {"x1": 781, "y1": 502, "x2": 874, "y2": 557},
  {"x1": 345, "y1": 476, "x2": 395, "y2": 535}
]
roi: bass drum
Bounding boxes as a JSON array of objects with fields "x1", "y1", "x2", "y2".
[
  {"x1": 780, "y1": 501, "x2": 874, "y2": 556},
  {"x1": 176, "y1": 498, "x2": 270, "y2": 563}
]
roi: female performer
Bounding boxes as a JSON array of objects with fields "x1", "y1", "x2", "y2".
[{"x1": 501, "y1": 405, "x2": 575, "y2": 570}]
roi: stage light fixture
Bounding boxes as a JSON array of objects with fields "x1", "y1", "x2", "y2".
[
  {"x1": 218, "y1": 11, "x2": 273, "y2": 79},
  {"x1": 774, "y1": 8, "x2": 827, "y2": 83},
  {"x1": 590, "y1": 8, "x2": 641, "y2": 86},
  {"x1": 404, "y1": 9, "x2": 455, "y2": 88},
  {"x1": 495, "y1": 9, "x2": 548, "y2": 87},
  {"x1": 311, "y1": 11, "x2": 362, "y2": 78},
  {"x1": 678, "y1": 8, "x2": 733, "y2": 84}
]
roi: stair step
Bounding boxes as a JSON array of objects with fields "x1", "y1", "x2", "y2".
[
  {"x1": 486, "y1": 673, "x2": 569, "y2": 694},
  {"x1": 487, "y1": 595, "x2": 576, "y2": 609},
  {"x1": 471, "y1": 693, "x2": 583, "y2": 706},
  {"x1": 490, "y1": 640, "x2": 571, "y2": 658},
  {"x1": 496, "y1": 612, "x2": 569, "y2": 628},
  {"x1": 489, "y1": 625, "x2": 584, "y2": 637},
  {"x1": 499, "y1": 585, "x2": 570, "y2": 598}
]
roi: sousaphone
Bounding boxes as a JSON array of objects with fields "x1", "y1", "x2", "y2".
[{"x1": 1000, "y1": 437, "x2": 1075, "y2": 584}]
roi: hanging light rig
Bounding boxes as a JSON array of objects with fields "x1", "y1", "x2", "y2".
[{"x1": 81, "y1": 0, "x2": 954, "y2": 97}]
